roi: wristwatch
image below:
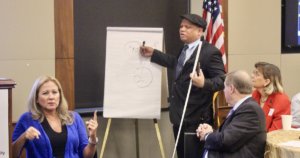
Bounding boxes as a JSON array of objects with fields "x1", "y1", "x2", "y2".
[{"x1": 88, "y1": 137, "x2": 99, "y2": 145}]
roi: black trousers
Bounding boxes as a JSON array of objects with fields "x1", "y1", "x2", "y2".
[{"x1": 173, "y1": 124, "x2": 204, "y2": 158}]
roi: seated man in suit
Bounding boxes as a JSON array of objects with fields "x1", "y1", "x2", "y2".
[{"x1": 196, "y1": 70, "x2": 266, "y2": 158}]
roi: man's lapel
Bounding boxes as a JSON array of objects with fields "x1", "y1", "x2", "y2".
[{"x1": 219, "y1": 110, "x2": 236, "y2": 131}]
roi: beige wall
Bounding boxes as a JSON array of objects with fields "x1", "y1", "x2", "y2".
[
  {"x1": 0, "y1": 0, "x2": 55, "y2": 122},
  {"x1": 227, "y1": 0, "x2": 281, "y2": 73},
  {"x1": 228, "y1": 0, "x2": 300, "y2": 98}
]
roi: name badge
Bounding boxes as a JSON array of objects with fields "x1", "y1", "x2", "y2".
[{"x1": 268, "y1": 108, "x2": 274, "y2": 116}]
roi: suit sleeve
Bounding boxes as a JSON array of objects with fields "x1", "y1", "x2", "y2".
[
  {"x1": 150, "y1": 49, "x2": 177, "y2": 69},
  {"x1": 201, "y1": 47, "x2": 226, "y2": 92},
  {"x1": 204, "y1": 104, "x2": 263, "y2": 152}
]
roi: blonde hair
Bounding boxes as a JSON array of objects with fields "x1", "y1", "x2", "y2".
[
  {"x1": 255, "y1": 62, "x2": 284, "y2": 95},
  {"x1": 27, "y1": 76, "x2": 73, "y2": 125}
]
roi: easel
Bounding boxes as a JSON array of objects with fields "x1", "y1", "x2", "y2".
[
  {"x1": 99, "y1": 118, "x2": 166, "y2": 158},
  {"x1": 102, "y1": 27, "x2": 167, "y2": 158}
]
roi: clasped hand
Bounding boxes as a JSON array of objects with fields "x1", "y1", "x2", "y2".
[{"x1": 196, "y1": 123, "x2": 213, "y2": 141}]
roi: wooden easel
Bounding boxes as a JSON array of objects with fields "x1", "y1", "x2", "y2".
[{"x1": 99, "y1": 118, "x2": 166, "y2": 158}]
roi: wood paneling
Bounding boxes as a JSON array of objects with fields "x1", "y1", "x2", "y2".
[
  {"x1": 54, "y1": 0, "x2": 74, "y2": 59},
  {"x1": 55, "y1": 59, "x2": 75, "y2": 110},
  {"x1": 54, "y1": 0, "x2": 75, "y2": 110}
]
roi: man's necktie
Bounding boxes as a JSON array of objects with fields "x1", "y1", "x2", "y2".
[{"x1": 175, "y1": 45, "x2": 189, "y2": 78}]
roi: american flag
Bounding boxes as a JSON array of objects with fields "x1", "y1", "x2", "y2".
[{"x1": 202, "y1": 0, "x2": 227, "y2": 70}]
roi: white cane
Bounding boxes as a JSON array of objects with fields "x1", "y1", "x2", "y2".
[{"x1": 171, "y1": 42, "x2": 202, "y2": 158}]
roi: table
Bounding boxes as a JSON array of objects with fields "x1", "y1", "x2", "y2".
[{"x1": 265, "y1": 130, "x2": 300, "y2": 158}]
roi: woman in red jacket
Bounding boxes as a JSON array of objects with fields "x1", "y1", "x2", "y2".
[{"x1": 251, "y1": 62, "x2": 291, "y2": 132}]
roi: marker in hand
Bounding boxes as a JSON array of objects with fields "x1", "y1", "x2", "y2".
[
  {"x1": 140, "y1": 41, "x2": 154, "y2": 57},
  {"x1": 141, "y1": 41, "x2": 146, "y2": 55}
]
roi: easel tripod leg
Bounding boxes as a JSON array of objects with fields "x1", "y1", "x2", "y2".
[
  {"x1": 153, "y1": 119, "x2": 166, "y2": 158},
  {"x1": 99, "y1": 118, "x2": 112, "y2": 158},
  {"x1": 135, "y1": 119, "x2": 140, "y2": 158}
]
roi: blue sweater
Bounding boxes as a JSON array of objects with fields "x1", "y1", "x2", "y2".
[{"x1": 12, "y1": 112, "x2": 89, "y2": 158}]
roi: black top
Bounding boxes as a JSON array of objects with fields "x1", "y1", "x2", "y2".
[{"x1": 42, "y1": 118, "x2": 67, "y2": 158}]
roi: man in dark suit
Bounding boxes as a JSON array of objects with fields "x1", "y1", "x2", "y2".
[
  {"x1": 140, "y1": 14, "x2": 225, "y2": 158},
  {"x1": 196, "y1": 70, "x2": 266, "y2": 158}
]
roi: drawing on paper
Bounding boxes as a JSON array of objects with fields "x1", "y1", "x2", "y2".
[
  {"x1": 124, "y1": 41, "x2": 153, "y2": 88},
  {"x1": 125, "y1": 41, "x2": 141, "y2": 54},
  {"x1": 133, "y1": 67, "x2": 153, "y2": 88}
]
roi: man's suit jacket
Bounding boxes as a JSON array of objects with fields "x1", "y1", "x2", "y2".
[
  {"x1": 205, "y1": 97, "x2": 266, "y2": 158},
  {"x1": 151, "y1": 40, "x2": 225, "y2": 126}
]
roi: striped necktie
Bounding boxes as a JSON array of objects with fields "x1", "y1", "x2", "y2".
[{"x1": 175, "y1": 45, "x2": 189, "y2": 78}]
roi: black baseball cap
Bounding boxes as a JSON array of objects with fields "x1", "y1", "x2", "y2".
[{"x1": 180, "y1": 14, "x2": 207, "y2": 31}]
